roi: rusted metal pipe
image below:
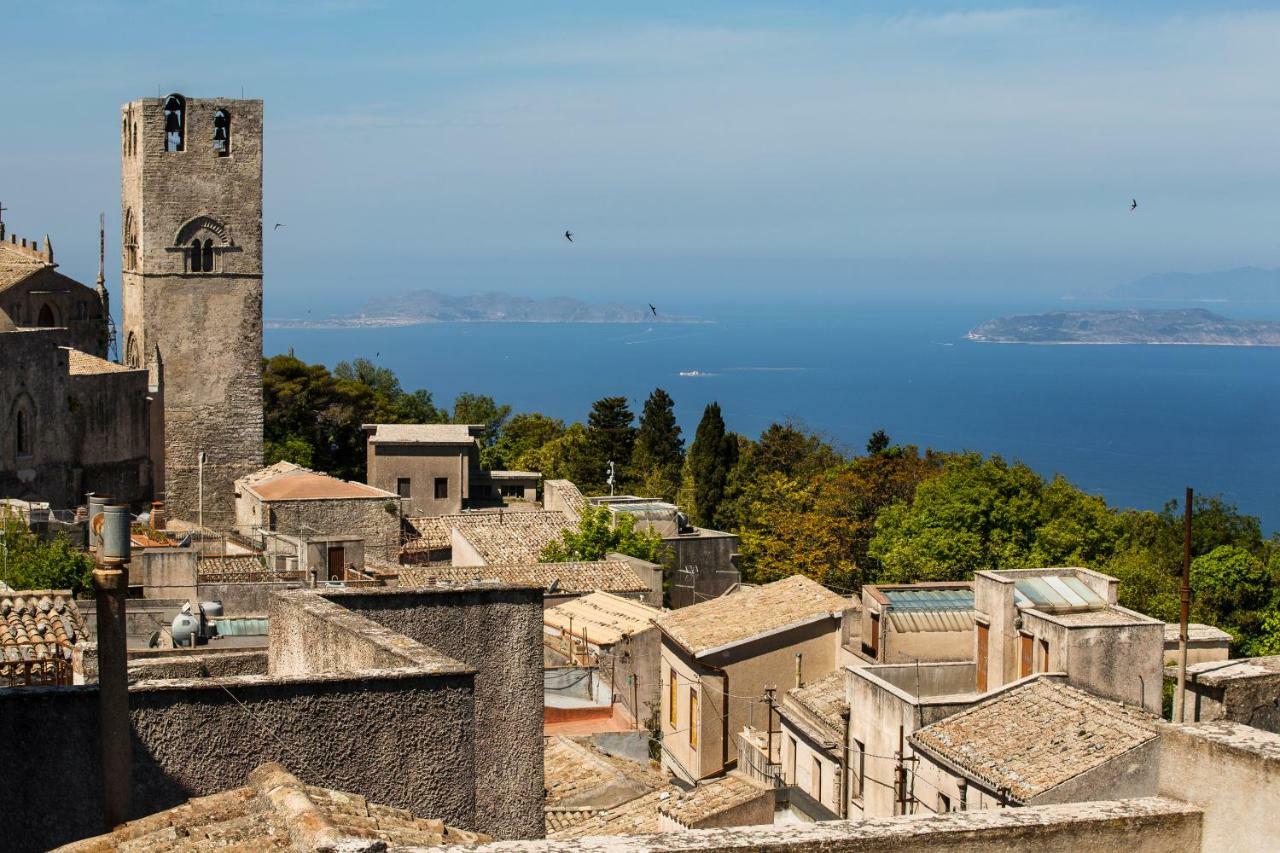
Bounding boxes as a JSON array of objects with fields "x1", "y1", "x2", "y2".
[{"x1": 94, "y1": 566, "x2": 131, "y2": 829}]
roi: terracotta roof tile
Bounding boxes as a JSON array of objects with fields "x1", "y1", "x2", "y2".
[
  {"x1": 543, "y1": 735, "x2": 668, "y2": 809},
  {"x1": 403, "y1": 511, "x2": 571, "y2": 563},
  {"x1": 398, "y1": 561, "x2": 647, "y2": 595},
  {"x1": 544, "y1": 592, "x2": 662, "y2": 646},
  {"x1": 0, "y1": 590, "x2": 87, "y2": 680},
  {"x1": 0, "y1": 241, "x2": 49, "y2": 291},
  {"x1": 656, "y1": 575, "x2": 851, "y2": 656},
  {"x1": 53, "y1": 763, "x2": 487, "y2": 851},
  {"x1": 64, "y1": 348, "x2": 135, "y2": 375},
  {"x1": 780, "y1": 670, "x2": 848, "y2": 747},
  {"x1": 658, "y1": 773, "x2": 771, "y2": 826},
  {"x1": 909, "y1": 678, "x2": 1159, "y2": 803},
  {"x1": 239, "y1": 463, "x2": 398, "y2": 501},
  {"x1": 547, "y1": 786, "x2": 679, "y2": 840}
]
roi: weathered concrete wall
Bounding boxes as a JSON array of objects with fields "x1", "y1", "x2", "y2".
[
  {"x1": 127, "y1": 649, "x2": 267, "y2": 681},
  {"x1": 665, "y1": 530, "x2": 740, "y2": 610},
  {"x1": 1158, "y1": 721, "x2": 1280, "y2": 853},
  {"x1": 598, "y1": 625, "x2": 662, "y2": 725},
  {"x1": 780, "y1": 714, "x2": 843, "y2": 815},
  {"x1": 140, "y1": 547, "x2": 197, "y2": 600},
  {"x1": 1181, "y1": 658, "x2": 1280, "y2": 733},
  {"x1": 197, "y1": 579, "x2": 305, "y2": 615},
  {"x1": 330, "y1": 585, "x2": 546, "y2": 840},
  {"x1": 368, "y1": 442, "x2": 472, "y2": 516},
  {"x1": 0, "y1": 666, "x2": 476, "y2": 852},
  {"x1": 437, "y1": 797, "x2": 1202, "y2": 852},
  {"x1": 608, "y1": 553, "x2": 665, "y2": 608},
  {"x1": 268, "y1": 589, "x2": 471, "y2": 678},
  {"x1": 120, "y1": 95, "x2": 264, "y2": 525},
  {"x1": 1032, "y1": 737, "x2": 1161, "y2": 806},
  {"x1": 1032, "y1": 614, "x2": 1164, "y2": 715}
]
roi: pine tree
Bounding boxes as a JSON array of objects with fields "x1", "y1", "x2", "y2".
[
  {"x1": 687, "y1": 402, "x2": 737, "y2": 527},
  {"x1": 585, "y1": 396, "x2": 637, "y2": 489},
  {"x1": 633, "y1": 388, "x2": 684, "y2": 501}
]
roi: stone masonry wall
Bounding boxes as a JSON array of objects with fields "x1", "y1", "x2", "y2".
[
  {"x1": 263, "y1": 495, "x2": 401, "y2": 561},
  {"x1": 331, "y1": 585, "x2": 546, "y2": 840},
  {"x1": 121, "y1": 96, "x2": 264, "y2": 525}
]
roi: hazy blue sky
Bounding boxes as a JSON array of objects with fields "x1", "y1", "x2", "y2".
[{"x1": 5, "y1": 2, "x2": 1279, "y2": 313}]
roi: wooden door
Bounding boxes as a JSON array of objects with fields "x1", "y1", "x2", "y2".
[
  {"x1": 1020, "y1": 633, "x2": 1033, "y2": 678},
  {"x1": 869, "y1": 612, "x2": 880, "y2": 658},
  {"x1": 327, "y1": 546, "x2": 345, "y2": 581},
  {"x1": 976, "y1": 623, "x2": 989, "y2": 692}
]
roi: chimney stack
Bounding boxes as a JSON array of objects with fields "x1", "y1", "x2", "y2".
[
  {"x1": 94, "y1": 504, "x2": 133, "y2": 830},
  {"x1": 150, "y1": 500, "x2": 166, "y2": 531}
]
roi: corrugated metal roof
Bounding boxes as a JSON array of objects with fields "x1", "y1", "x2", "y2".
[{"x1": 888, "y1": 610, "x2": 976, "y2": 633}]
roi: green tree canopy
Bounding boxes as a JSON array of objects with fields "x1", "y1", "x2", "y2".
[
  {"x1": 1, "y1": 514, "x2": 95, "y2": 596},
  {"x1": 585, "y1": 396, "x2": 638, "y2": 490},
  {"x1": 1191, "y1": 545, "x2": 1277, "y2": 649},
  {"x1": 685, "y1": 402, "x2": 738, "y2": 528},
  {"x1": 451, "y1": 392, "x2": 512, "y2": 449},
  {"x1": 485, "y1": 412, "x2": 567, "y2": 471},
  {"x1": 541, "y1": 506, "x2": 666, "y2": 563},
  {"x1": 632, "y1": 388, "x2": 684, "y2": 502}
]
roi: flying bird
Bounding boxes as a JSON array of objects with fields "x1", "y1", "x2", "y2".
[
  {"x1": 649, "y1": 303, "x2": 657, "y2": 316},
  {"x1": 564, "y1": 230, "x2": 573, "y2": 242},
  {"x1": 274, "y1": 223, "x2": 286, "y2": 230},
  {"x1": 1129, "y1": 199, "x2": 1137, "y2": 211}
]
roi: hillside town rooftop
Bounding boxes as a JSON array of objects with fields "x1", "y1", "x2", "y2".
[
  {"x1": 239, "y1": 461, "x2": 397, "y2": 502},
  {"x1": 399, "y1": 561, "x2": 648, "y2": 596},
  {"x1": 655, "y1": 574, "x2": 849, "y2": 657},
  {"x1": 543, "y1": 591, "x2": 662, "y2": 646},
  {"x1": 782, "y1": 670, "x2": 849, "y2": 745},
  {"x1": 909, "y1": 678, "x2": 1159, "y2": 803}
]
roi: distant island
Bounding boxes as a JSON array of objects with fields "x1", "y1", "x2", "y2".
[
  {"x1": 1103, "y1": 266, "x2": 1280, "y2": 303},
  {"x1": 269, "y1": 289, "x2": 698, "y2": 328},
  {"x1": 968, "y1": 309, "x2": 1280, "y2": 346}
]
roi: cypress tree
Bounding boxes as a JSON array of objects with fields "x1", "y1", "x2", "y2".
[
  {"x1": 687, "y1": 402, "x2": 737, "y2": 527},
  {"x1": 633, "y1": 388, "x2": 684, "y2": 501},
  {"x1": 585, "y1": 396, "x2": 637, "y2": 488}
]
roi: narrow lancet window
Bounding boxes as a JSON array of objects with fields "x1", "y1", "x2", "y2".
[
  {"x1": 190, "y1": 238, "x2": 203, "y2": 272},
  {"x1": 202, "y1": 239, "x2": 214, "y2": 272},
  {"x1": 163, "y1": 94, "x2": 186, "y2": 152},
  {"x1": 213, "y1": 109, "x2": 230, "y2": 156}
]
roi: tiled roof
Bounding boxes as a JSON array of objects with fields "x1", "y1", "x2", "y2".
[
  {"x1": 399, "y1": 561, "x2": 647, "y2": 595},
  {"x1": 658, "y1": 773, "x2": 771, "y2": 827},
  {"x1": 909, "y1": 678, "x2": 1159, "y2": 803},
  {"x1": 544, "y1": 735, "x2": 668, "y2": 809},
  {"x1": 545, "y1": 479, "x2": 589, "y2": 521},
  {"x1": 1163, "y1": 622, "x2": 1234, "y2": 644},
  {"x1": 366, "y1": 423, "x2": 480, "y2": 445},
  {"x1": 547, "y1": 786, "x2": 679, "y2": 840},
  {"x1": 240, "y1": 462, "x2": 398, "y2": 501},
  {"x1": 656, "y1": 575, "x2": 850, "y2": 656},
  {"x1": 64, "y1": 349, "x2": 134, "y2": 375},
  {"x1": 453, "y1": 511, "x2": 572, "y2": 563},
  {"x1": 544, "y1": 591, "x2": 662, "y2": 646},
  {"x1": 198, "y1": 555, "x2": 268, "y2": 576},
  {"x1": 780, "y1": 670, "x2": 848, "y2": 746},
  {"x1": 0, "y1": 241, "x2": 49, "y2": 291},
  {"x1": 404, "y1": 516, "x2": 452, "y2": 551},
  {"x1": 54, "y1": 762, "x2": 487, "y2": 851},
  {"x1": 1, "y1": 591, "x2": 87, "y2": 670}
]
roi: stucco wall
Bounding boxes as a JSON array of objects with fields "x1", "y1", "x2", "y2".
[
  {"x1": 779, "y1": 714, "x2": 843, "y2": 814},
  {"x1": 368, "y1": 442, "x2": 472, "y2": 516},
  {"x1": 1182, "y1": 663, "x2": 1280, "y2": 733},
  {"x1": 436, "y1": 797, "x2": 1202, "y2": 853},
  {"x1": 140, "y1": 547, "x2": 197, "y2": 600},
  {"x1": 127, "y1": 649, "x2": 267, "y2": 681},
  {"x1": 1158, "y1": 721, "x2": 1280, "y2": 853},
  {"x1": 0, "y1": 667, "x2": 476, "y2": 852},
  {"x1": 329, "y1": 585, "x2": 546, "y2": 840},
  {"x1": 661, "y1": 617, "x2": 841, "y2": 782},
  {"x1": 665, "y1": 530, "x2": 740, "y2": 609},
  {"x1": 598, "y1": 624, "x2": 662, "y2": 725}
]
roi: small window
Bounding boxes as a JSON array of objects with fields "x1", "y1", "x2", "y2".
[
  {"x1": 866, "y1": 611, "x2": 880, "y2": 659},
  {"x1": 689, "y1": 688, "x2": 699, "y2": 749},
  {"x1": 163, "y1": 94, "x2": 185, "y2": 152},
  {"x1": 201, "y1": 239, "x2": 214, "y2": 272},
  {"x1": 812, "y1": 756, "x2": 823, "y2": 802},
  {"x1": 212, "y1": 108, "x2": 230, "y2": 156},
  {"x1": 434, "y1": 477, "x2": 449, "y2": 500},
  {"x1": 668, "y1": 669, "x2": 678, "y2": 728},
  {"x1": 190, "y1": 238, "x2": 203, "y2": 272},
  {"x1": 938, "y1": 793, "x2": 951, "y2": 813},
  {"x1": 15, "y1": 409, "x2": 29, "y2": 455},
  {"x1": 396, "y1": 477, "x2": 411, "y2": 499}
]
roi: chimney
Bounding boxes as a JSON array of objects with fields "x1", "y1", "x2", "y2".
[
  {"x1": 94, "y1": 504, "x2": 133, "y2": 830},
  {"x1": 150, "y1": 500, "x2": 166, "y2": 531}
]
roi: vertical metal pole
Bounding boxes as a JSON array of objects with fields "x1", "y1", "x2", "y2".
[
  {"x1": 1176, "y1": 486, "x2": 1193, "y2": 722},
  {"x1": 94, "y1": 565, "x2": 131, "y2": 828},
  {"x1": 197, "y1": 450, "x2": 205, "y2": 547},
  {"x1": 764, "y1": 686, "x2": 775, "y2": 782}
]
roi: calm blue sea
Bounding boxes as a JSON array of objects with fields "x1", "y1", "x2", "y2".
[{"x1": 266, "y1": 295, "x2": 1280, "y2": 532}]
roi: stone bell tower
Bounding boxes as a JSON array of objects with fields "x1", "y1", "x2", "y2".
[{"x1": 120, "y1": 94, "x2": 264, "y2": 527}]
